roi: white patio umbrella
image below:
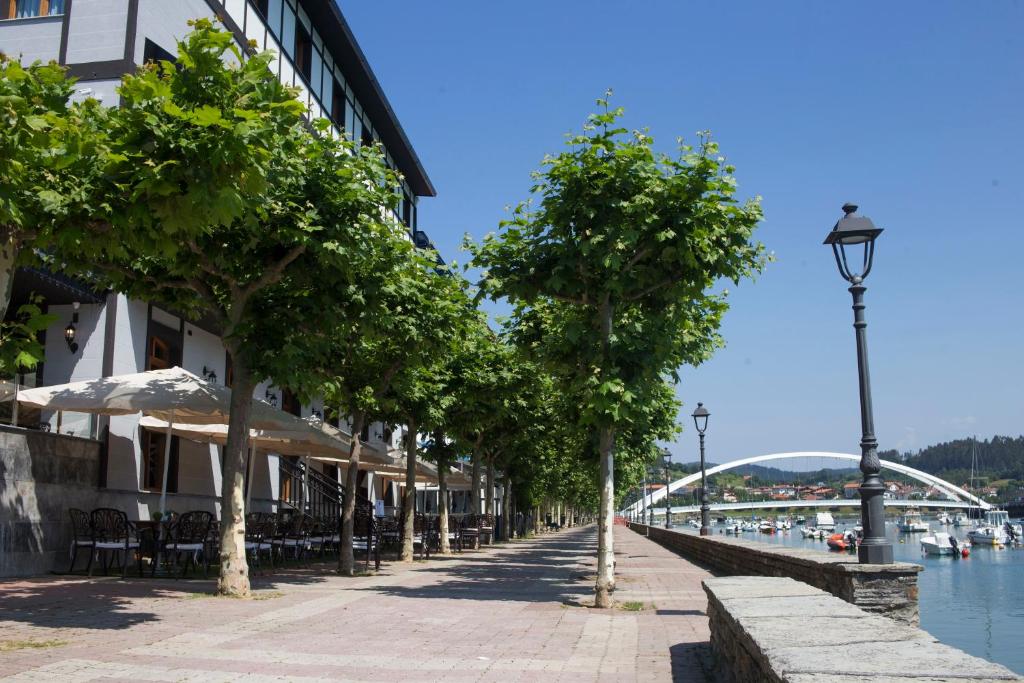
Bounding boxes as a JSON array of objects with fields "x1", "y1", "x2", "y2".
[{"x1": 16, "y1": 367, "x2": 289, "y2": 515}]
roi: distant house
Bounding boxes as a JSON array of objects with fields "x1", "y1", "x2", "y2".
[{"x1": 843, "y1": 482, "x2": 861, "y2": 499}]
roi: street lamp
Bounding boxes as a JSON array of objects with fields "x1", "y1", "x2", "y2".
[
  {"x1": 692, "y1": 403, "x2": 710, "y2": 536},
  {"x1": 662, "y1": 448, "x2": 673, "y2": 529},
  {"x1": 824, "y1": 203, "x2": 893, "y2": 564}
]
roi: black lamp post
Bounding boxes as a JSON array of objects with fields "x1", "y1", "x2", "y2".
[
  {"x1": 662, "y1": 448, "x2": 673, "y2": 529},
  {"x1": 824, "y1": 203, "x2": 893, "y2": 564},
  {"x1": 692, "y1": 403, "x2": 710, "y2": 536}
]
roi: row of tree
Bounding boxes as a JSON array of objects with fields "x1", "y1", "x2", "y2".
[{"x1": 1, "y1": 23, "x2": 765, "y2": 604}]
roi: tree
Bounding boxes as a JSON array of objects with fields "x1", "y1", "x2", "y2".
[
  {"x1": 471, "y1": 94, "x2": 765, "y2": 607},
  {"x1": 73, "y1": 22, "x2": 399, "y2": 596},
  {"x1": 0, "y1": 56, "x2": 104, "y2": 369}
]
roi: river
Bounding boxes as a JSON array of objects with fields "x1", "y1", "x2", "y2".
[{"x1": 672, "y1": 514, "x2": 1024, "y2": 675}]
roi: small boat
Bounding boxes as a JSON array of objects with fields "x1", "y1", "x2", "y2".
[
  {"x1": 920, "y1": 532, "x2": 959, "y2": 556},
  {"x1": 814, "y1": 512, "x2": 835, "y2": 531},
  {"x1": 800, "y1": 526, "x2": 825, "y2": 539},
  {"x1": 775, "y1": 519, "x2": 791, "y2": 531},
  {"x1": 725, "y1": 524, "x2": 741, "y2": 534},
  {"x1": 741, "y1": 522, "x2": 757, "y2": 532},
  {"x1": 688, "y1": 518, "x2": 700, "y2": 529},
  {"x1": 952, "y1": 512, "x2": 970, "y2": 527},
  {"x1": 795, "y1": 515, "x2": 806, "y2": 525},
  {"x1": 897, "y1": 509, "x2": 930, "y2": 533},
  {"x1": 968, "y1": 509, "x2": 1011, "y2": 546},
  {"x1": 936, "y1": 512, "x2": 952, "y2": 525},
  {"x1": 827, "y1": 531, "x2": 857, "y2": 551},
  {"x1": 758, "y1": 521, "x2": 776, "y2": 534}
]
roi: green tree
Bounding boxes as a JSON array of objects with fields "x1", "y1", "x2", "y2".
[
  {"x1": 74, "y1": 22, "x2": 399, "y2": 596},
  {"x1": 471, "y1": 94, "x2": 765, "y2": 607}
]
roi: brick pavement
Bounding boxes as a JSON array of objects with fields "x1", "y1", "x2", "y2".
[{"x1": 0, "y1": 526, "x2": 713, "y2": 682}]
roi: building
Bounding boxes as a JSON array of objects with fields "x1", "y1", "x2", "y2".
[
  {"x1": 0, "y1": 1, "x2": 487, "y2": 575},
  {"x1": 843, "y1": 482, "x2": 861, "y2": 499}
]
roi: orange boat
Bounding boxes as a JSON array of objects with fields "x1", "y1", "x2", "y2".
[{"x1": 827, "y1": 532, "x2": 856, "y2": 551}]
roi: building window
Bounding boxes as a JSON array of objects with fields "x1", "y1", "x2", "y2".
[
  {"x1": 148, "y1": 336, "x2": 172, "y2": 370},
  {"x1": 280, "y1": 388, "x2": 301, "y2": 417},
  {"x1": 331, "y1": 78, "x2": 345, "y2": 128},
  {"x1": 294, "y1": 22, "x2": 312, "y2": 80},
  {"x1": 402, "y1": 197, "x2": 412, "y2": 227},
  {"x1": 360, "y1": 121, "x2": 373, "y2": 148},
  {"x1": 143, "y1": 38, "x2": 175, "y2": 66},
  {"x1": 2, "y1": 0, "x2": 64, "y2": 19},
  {"x1": 253, "y1": 0, "x2": 269, "y2": 20},
  {"x1": 141, "y1": 429, "x2": 178, "y2": 492}
]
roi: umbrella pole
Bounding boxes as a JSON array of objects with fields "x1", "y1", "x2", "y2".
[
  {"x1": 11, "y1": 379, "x2": 19, "y2": 426},
  {"x1": 56, "y1": 410, "x2": 63, "y2": 435},
  {"x1": 302, "y1": 454, "x2": 310, "y2": 515},
  {"x1": 159, "y1": 409, "x2": 174, "y2": 517}
]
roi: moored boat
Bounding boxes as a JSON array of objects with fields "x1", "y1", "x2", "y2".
[
  {"x1": 967, "y1": 509, "x2": 1011, "y2": 546},
  {"x1": 952, "y1": 512, "x2": 970, "y2": 527},
  {"x1": 814, "y1": 512, "x2": 835, "y2": 531},
  {"x1": 827, "y1": 530, "x2": 857, "y2": 551},
  {"x1": 920, "y1": 532, "x2": 959, "y2": 556},
  {"x1": 795, "y1": 515, "x2": 806, "y2": 525},
  {"x1": 897, "y1": 508, "x2": 929, "y2": 533}
]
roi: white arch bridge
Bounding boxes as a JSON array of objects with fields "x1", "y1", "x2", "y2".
[{"x1": 623, "y1": 451, "x2": 990, "y2": 517}]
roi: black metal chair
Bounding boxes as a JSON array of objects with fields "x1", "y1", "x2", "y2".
[
  {"x1": 67, "y1": 508, "x2": 94, "y2": 573},
  {"x1": 165, "y1": 511, "x2": 214, "y2": 578},
  {"x1": 244, "y1": 516, "x2": 276, "y2": 572},
  {"x1": 461, "y1": 514, "x2": 482, "y2": 549},
  {"x1": 353, "y1": 507, "x2": 381, "y2": 571},
  {"x1": 413, "y1": 513, "x2": 432, "y2": 560},
  {"x1": 480, "y1": 513, "x2": 495, "y2": 545},
  {"x1": 271, "y1": 513, "x2": 312, "y2": 565},
  {"x1": 89, "y1": 508, "x2": 141, "y2": 578},
  {"x1": 444, "y1": 514, "x2": 462, "y2": 552}
]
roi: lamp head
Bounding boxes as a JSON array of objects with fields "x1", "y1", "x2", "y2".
[
  {"x1": 692, "y1": 402, "x2": 710, "y2": 434},
  {"x1": 824, "y1": 203, "x2": 883, "y2": 283}
]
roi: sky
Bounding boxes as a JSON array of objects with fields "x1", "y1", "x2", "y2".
[{"x1": 339, "y1": 1, "x2": 1024, "y2": 466}]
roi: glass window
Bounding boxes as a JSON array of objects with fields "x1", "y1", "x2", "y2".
[
  {"x1": 4, "y1": 0, "x2": 65, "y2": 18},
  {"x1": 294, "y1": 19, "x2": 311, "y2": 80},
  {"x1": 224, "y1": 0, "x2": 246, "y2": 30},
  {"x1": 281, "y1": 2, "x2": 296, "y2": 57},
  {"x1": 297, "y1": 4, "x2": 310, "y2": 30},
  {"x1": 346, "y1": 103, "x2": 355, "y2": 140},
  {"x1": 265, "y1": 0, "x2": 283, "y2": 39},
  {"x1": 330, "y1": 79, "x2": 345, "y2": 127},
  {"x1": 310, "y1": 48, "x2": 323, "y2": 97}
]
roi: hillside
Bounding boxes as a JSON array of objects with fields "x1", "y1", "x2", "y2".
[{"x1": 880, "y1": 435, "x2": 1024, "y2": 485}]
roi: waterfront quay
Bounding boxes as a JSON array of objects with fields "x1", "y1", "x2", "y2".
[{"x1": 0, "y1": 526, "x2": 715, "y2": 682}]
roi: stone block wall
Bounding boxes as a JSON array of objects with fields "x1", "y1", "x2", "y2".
[
  {"x1": 704, "y1": 576, "x2": 1020, "y2": 682},
  {"x1": 630, "y1": 522, "x2": 922, "y2": 625}
]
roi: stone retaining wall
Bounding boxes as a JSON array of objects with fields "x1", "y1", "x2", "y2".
[
  {"x1": 704, "y1": 576, "x2": 1020, "y2": 682},
  {"x1": 629, "y1": 522, "x2": 921, "y2": 625}
]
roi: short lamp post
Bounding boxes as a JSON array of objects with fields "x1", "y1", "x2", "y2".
[
  {"x1": 692, "y1": 403, "x2": 710, "y2": 536},
  {"x1": 824, "y1": 203, "x2": 893, "y2": 564},
  {"x1": 663, "y1": 448, "x2": 673, "y2": 529}
]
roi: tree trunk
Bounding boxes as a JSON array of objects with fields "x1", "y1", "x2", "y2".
[
  {"x1": 485, "y1": 457, "x2": 495, "y2": 516},
  {"x1": 595, "y1": 426, "x2": 616, "y2": 608},
  {"x1": 501, "y1": 475, "x2": 512, "y2": 542},
  {"x1": 470, "y1": 448, "x2": 481, "y2": 515},
  {"x1": 400, "y1": 418, "x2": 417, "y2": 561},
  {"x1": 0, "y1": 236, "x2": 19, "y2": 323},
  {"x1": 217, "y1": 357, "x2": 256, "y2": 597},
  {"x1": 339, "y1": 410, "x2": 365, "y2": 576},
  {"x1": 437, "y1": 452, "x2": 451, "y2": 555}
]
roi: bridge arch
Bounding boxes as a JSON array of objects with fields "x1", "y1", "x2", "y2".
[{"x1": 624, "y1": 451, "x2": 990, "y2": 515}]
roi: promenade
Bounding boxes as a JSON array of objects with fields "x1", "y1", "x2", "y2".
[{"x1": 0, "y1": 526, "x2": 713, "y2": 682}]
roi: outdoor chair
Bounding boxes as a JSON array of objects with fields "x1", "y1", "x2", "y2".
[
  {"x1": 413, "y1": 513, "x2": 432, "y2": 560},
  {"x1": 244, "y1": 517, "x2": 276, "y2": 571},
  {"x1": 437, "y1": 514, "x2": 461, "y2": 553},
  {"x1": 353, "y1": 507, "x2": 381, "y2": 571},
  {"x1": 461, "y1": 514, "x2": 482, "y2": 549},
  {"x1": 308, "y1": 516, "x2": 338, "y2": 558},
  {"x1": 272, "y1": 513, "x2": 313, "y2": 565},
  {"x1": 480, "y1": 513, "x2": 495, "y2": 545},
  {"x1": 89, "y1": 507, "x2": 141, "y2": 578},
  {"x1": 67, "y1": 508, "x2": 95, "y2": 573},
  {"x1": 164, "y1": 511, "x2": 214, "y2": 578}
]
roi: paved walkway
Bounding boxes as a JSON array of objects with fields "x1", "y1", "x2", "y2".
[{"x1": 0, "y1": 526, "x2": 712, "y2": 682}]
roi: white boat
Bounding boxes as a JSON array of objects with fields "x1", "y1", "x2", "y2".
[
  {"x1": 897, "y1": 509, "x2": 929, "y2": 533},
  {"x1": 800, "y1": 526, "x2": 826, "y2": 539},
  {"x1": 920, "y1": 532, "x2": 959, "y2": 556},
  {"x1": 936, "y1": 512, "x2": 952, "y2": 525},
  {"x1": 741, "y1": 522, "x2": 757, "y2": 532},
  {"x1": 687, "y1": 518, "x2": 700, "y2": 528},
  {"x1": 795, "y1": 515, "x2": 806, "y2": 525},
  {"x1": 774, "y1": 519, "x2": 791, "y2": 531},
  {"x1": 968, "y1": 510, "x2": 1011, "y2": 546},
  {"x1": 814, "y1": 512, "x2": 835, "y2": 531},
  {"x1": 952, "y1": 512, "x2": 970, "y2": 527}
]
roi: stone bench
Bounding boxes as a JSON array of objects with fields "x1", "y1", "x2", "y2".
[{"x1": 703, "y1": 576, "x2": 1021, "y2": 683}]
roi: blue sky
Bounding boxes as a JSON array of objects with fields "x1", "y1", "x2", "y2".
[{"x1": 340, "y1": 2, "x2": 1023, "y2": 465}]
